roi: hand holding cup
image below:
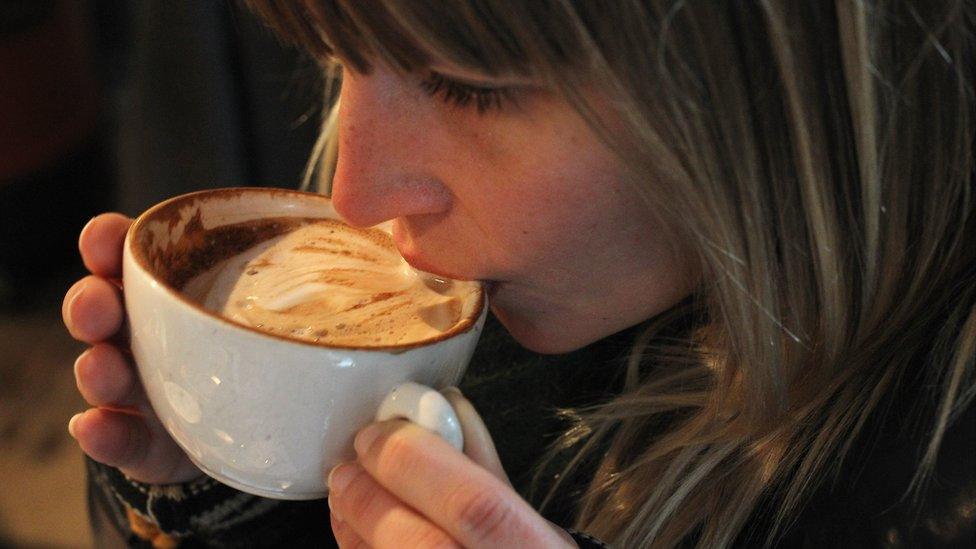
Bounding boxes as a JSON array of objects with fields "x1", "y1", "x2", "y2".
[{"x1": 64, "y1": 213, "x2": 202, "y2": 484}]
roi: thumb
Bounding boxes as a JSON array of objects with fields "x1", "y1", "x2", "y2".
[
  {"x1": 441, "y1": 387, "x2": 511, "y2": 486},
  {"x1": 441, "y1": 388, "x2": 576, "y2": 545}
]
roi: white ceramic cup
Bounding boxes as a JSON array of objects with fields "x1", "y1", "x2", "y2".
[{"x1": 122, "y1": 188, "x2": 487, "y2": 499}]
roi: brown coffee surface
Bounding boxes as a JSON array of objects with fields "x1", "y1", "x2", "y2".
[{"x1": 181, "y1": 218, "x2": 481, "y2": 346}]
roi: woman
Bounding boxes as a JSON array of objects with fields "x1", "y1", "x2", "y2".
[{"x1": 63, "y1": 1, "x2": 974, "y2": 547}]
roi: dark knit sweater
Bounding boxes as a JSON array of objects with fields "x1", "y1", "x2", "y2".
[
  {"x1": 87, "y1": 313, "x2": 637, "y2": 547},
  {"x1": 87, "y1": 313, "x2": 975, "y2": 547}
]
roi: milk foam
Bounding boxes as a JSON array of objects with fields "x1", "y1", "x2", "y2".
[{"x1": 182, "y1": 219, "x2": 481, "y2": 346}]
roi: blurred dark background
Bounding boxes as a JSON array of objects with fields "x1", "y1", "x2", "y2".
[{"x1": 0, "y1": 1, "x2": 322, "y2": 545}]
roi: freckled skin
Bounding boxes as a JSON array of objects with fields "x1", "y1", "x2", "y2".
[{"x1": 331, "y1": 65, "x2": 696, "y2": 353}]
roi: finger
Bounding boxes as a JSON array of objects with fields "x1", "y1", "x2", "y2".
[
  {"x1": 442, "y1": 387, "x2": 510, "y2": 486},
  {"x1": 68, "y1": 408, "x2": 149, "y2": 474},
  {"x1": 79, "y1": 213, "x2": 132, "y2": 278},
  {"x1": 63, "y1": 276, "x2": 124, "y2": 343},
  {"x1": 354, "y1": 421, "x2": 567, "y2": 548},
  {"x1": 74, "y1": 344, "x2": 141, "y2": 409},
  {"x1": 68, "y1": 408, "x2": 201, "y2": 484},
  {"x1": 328, "y1": 461, "x2": 461, "y2": 549},
  {"x1": 331, "y1": 511, "x2": 368, "y2": 549}
]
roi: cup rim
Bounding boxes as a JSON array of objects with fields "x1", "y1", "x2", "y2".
[{"x1": 125, "y1": 187, "x2": 486, "y2": 353}]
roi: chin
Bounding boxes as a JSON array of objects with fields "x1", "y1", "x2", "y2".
[{"x1": 490, "y1": 307, "x2": 590, "y2": 354}]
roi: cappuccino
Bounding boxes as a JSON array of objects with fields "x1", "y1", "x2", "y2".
[{"x1": 181, "y1": 218, "x2": 481, "y2": 347}]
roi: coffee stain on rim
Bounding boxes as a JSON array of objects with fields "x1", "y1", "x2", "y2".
[{"x1": 126, "y1": 187, "x2": 486, "y2": 354}]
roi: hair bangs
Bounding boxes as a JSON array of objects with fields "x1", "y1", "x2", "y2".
[{"x1": 248, "y1": 0, "x2": 588, "y2": 80}]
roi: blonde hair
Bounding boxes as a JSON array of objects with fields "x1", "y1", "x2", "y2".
[{"x1": 248, "y1": 1, "x2": 975, "y2": 546}]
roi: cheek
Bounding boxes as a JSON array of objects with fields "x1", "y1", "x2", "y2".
[
  {"x1": 420, "y1": 96, "x2": 638, "y2": 281},
  {"x1": 497, "y1": 156, "x2": 625, "y2": 263},
  {"x1": 469, "y1": 128, "x2": 615, "y2": 237}
]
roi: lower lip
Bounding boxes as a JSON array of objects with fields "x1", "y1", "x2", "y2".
[
  {"x1": 398, "y1": 251, "x2": 451, "y2": 278},
  {"x1": 391, "y1": 232, "x2": 500, "y2": 296},
  {"x1": 408, "y1": 255, "x2": 499, "y2": 297},
  {"x1": 396, "y1": 244, "x2": 479, "y2": 283}
]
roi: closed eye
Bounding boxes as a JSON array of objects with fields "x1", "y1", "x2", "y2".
[{"x1": 419, "y1": 71, "x2": 516, "y2": 114}]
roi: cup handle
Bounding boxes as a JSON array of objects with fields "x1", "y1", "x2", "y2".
[{"x1": 375, "y1": 382, "x2": 464, "y2": 451}]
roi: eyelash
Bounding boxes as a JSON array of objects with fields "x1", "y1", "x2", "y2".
[{"x1": 419, "y1": 72, "x2": 513, "y2": 113}]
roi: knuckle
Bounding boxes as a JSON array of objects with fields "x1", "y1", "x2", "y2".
[
  {"x1": 334, "y1": 530, "x2": 352, "y2": 549},
  {"x1": 331, "y1": 521, "x2": 353, "y2": 548},
  {"x1": 116, "y1": 417, "x2": 147, "y2": 468},
  {"x1": 450, "y1": 486, "x2": 513, "y2": 544},
  {"x1": 346, "y1": 537, "x2": 368, "y2": 549},
  {"x1": 406, "y1": 527, "x2": 460, "y2": 549},
  {"x1": 374, "y1": 429, "x2": 423, "y2": 478},
  {"x1": 337, "y1": 468, "x2": 373, "y2": 518}
]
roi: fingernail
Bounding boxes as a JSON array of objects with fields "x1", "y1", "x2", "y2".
[
  {"x1": 328, "y1": 462, "x2": 356, "y2": 494},
  {"x1": 68, "y1": 412, "x2": 83, "y2": 438},
  {"x1": 441, "y1": 386, "x2": 463, "y2": 398},
  {"x1": 79, "y1": 215, "x2": 99, "y2": 243},
  {"x1": 67, "y1": 284, "x2": 86, "y2": 317},
  {"x1": 327, "y1": 495, "x2": 342, "y2": 523},
  {"x1": 329, "y1": 510, "x2": 344, "y2": 529},
  {"x1": 354, "y1": 424, "x2": 381, "y2": 456},
  {"x1": 73, "y1": 348, "x2": 91, "y2": 379}
]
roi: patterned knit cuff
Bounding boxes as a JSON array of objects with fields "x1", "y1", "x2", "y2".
[{"x1": 86, "y1": 457, "x2": 283, "y2": 543}]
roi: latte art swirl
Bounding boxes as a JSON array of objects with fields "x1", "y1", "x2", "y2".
[{"x1": 182, "y1": 219, "x2": 481, "y2": 346}]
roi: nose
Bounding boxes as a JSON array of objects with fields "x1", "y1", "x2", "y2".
[{"x1": 330, "y1": 69, "x2": 453, "y2": 228}]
